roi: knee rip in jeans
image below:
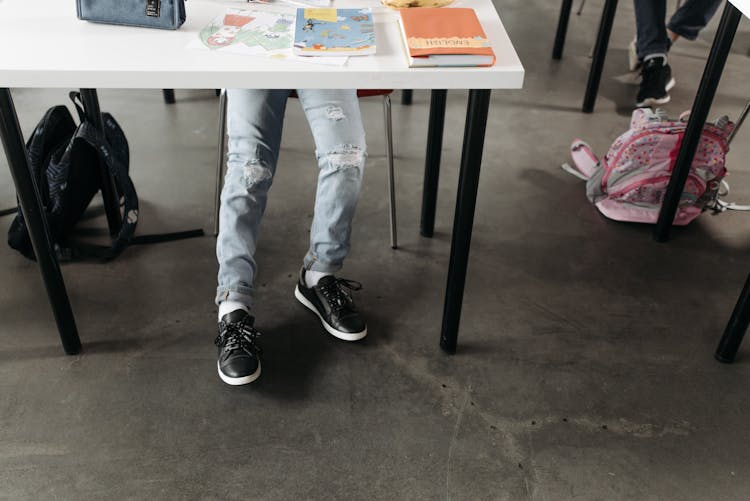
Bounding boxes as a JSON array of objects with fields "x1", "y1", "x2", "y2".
[
  {"x1": 325, "y1": 105, "x2": 346, "y2": 121},
  {"x1": 323, "y1": 146, "x2": 365, "y2": 172},
  {"x1": 238, "y1": 161, "x2": 273, "y2": 187}
]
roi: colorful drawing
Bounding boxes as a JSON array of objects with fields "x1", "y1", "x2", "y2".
[
  {"x1": 202, "y1": 12, "x2": 256, "y2": 48},
  {"x1": 293, "y1": 8, "x2": 376, "y2": 56},
  {"x1": 199, "y1": 8, "x2": 295, "y2": 53}
]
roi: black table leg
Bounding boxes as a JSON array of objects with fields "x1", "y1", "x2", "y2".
[
  {"x1": 163, "y1": 89, "x2": 176, "y2": 104},
  {"x1": 653, "y1": 2, "x2": 741, "y2": 242},
  {"x1": 0, "y1": 89, "x2": 81, "y2": 355},
  {"x1": 80, "y1": 89, "x2": 121, "y2": 237},
  {"x1": 421, "y1": 89, "x2": 447, "y2": 238},
  {"x1": 401, "y1": 90, "x2": 413, "y2": 105},
  {"x1": 552, "y1": 0, "x2": 574, "y2": 60},
  {"x1": 715, "y1": 273, "x2": 750, "y2": 364},
  {"x1": 582, "y1": 0, "x2": 618, "y2": 113},
  {"x1": 440, "y1": 89, "x2": 491, "y2": 354}
]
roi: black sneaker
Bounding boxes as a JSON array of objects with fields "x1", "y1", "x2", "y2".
[
  {"x1": 636, "y1": 56, "x2": 676, "y2": 108},
  {"x1": 215, "y1": 310, "x2": 262, "y2": 385},
  {"x1": 294, "y1": 269, "x2": 367, "y2": 341}
]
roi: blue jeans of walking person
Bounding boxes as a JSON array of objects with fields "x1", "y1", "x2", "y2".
[
  {"x1": 633, "y1": 0, "x2": 722, "y2": 107},
  {"x1": 634, "y1": 0, "x2": 722, "y2": 60},
  {"x1": 215, "y1": 89, "x2": 367, "y2": 309},
  {"x1": 213, "y1": 89, "x2": 369, "y2": 385}
]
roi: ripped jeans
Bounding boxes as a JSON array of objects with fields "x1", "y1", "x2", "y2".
[{"x1": 215, "y1": 89, "x2": 367, "y2": 308}]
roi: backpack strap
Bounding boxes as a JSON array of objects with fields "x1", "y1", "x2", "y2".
[
  {"x1": 67, "y1": 121, "x2": 139, "y2": 260},
  {"x1": 56, "y1": 228, "x2": 205, "y2": 261},
  {"x1": 561, "y1": 139, "x2": 599, "y2": 180},
  {"x1": 727, "y1": 101, "x2": 750, "y2": 145},
  {"x1": 63, "y1": 120, "x2": 204, "y2": 261},
  {"x1": 561, "y1": 162, "x2": 589, "y2": 181},
  {"x1": 68, "y1": 91, "x2": 88, "y2": 124},
  {"x1": 705, "y1": 180, "x2": 750, "y2": 213},
  {"x1": 707, "y1": 102, "x2": 750, "y2": 213},
  {"x1": 130, "y1": 230, "x2": 205, "y2": 245},
  {"x1": 569, "y1": 139, "x2": 599, "y2": 179},
  {"x1": 712, "y1": 200, "x2": 750, "y2": 212}
]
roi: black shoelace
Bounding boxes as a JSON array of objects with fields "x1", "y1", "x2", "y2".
[
  {"x1": 319, "y1": 278, "x2": 362, "y2": 314},
  {"x1": 215, "y1": 318, "x2": 262, "y2": 357}
]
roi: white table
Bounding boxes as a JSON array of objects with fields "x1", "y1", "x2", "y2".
[
  {"x1": 0, "y1": 0, "x2": 523, "y2": 90},
  {"x1": 0, "y1": 0, "x2": 524, "y2": 355},
  {"x1": 730, "y1": 0, "x2": 749, "y2": 17}
]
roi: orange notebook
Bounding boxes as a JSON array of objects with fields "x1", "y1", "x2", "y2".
[{"x1": 398, "y1": 8, "x2": 495, "y2": 67}]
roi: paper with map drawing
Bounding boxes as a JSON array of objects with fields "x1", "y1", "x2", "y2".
[{"x1": 188, "y1": 7, "x2": 347, "y2": 66}]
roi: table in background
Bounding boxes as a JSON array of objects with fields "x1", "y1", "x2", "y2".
[
  {"x1": 553, "y1": 0, "x2": 748, "y2": 243},
  {"x1": 674, "y1": 0, "x2": 749, "y2": 363},
  {"x1": 552, "y1": 0, "x2": 618, "y2": 114},
  {"x1": 553, "y1": 0, "x2": 750, "y2": 359},
  {"x1": 0, "y1": 0, "x2": 524, "y2": 354}
]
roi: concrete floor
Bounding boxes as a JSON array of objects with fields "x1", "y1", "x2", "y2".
[{"x1": 2, "y1": 1, "x2": 750, "y2": 499}]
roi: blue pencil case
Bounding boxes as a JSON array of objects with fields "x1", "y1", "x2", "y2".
[{"x1": 76, "y1": 0, "x2": 186, "y2": 30}]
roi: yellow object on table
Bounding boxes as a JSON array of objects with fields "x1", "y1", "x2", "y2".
[{"x1": 381, "y1": 0, "x2": 453, "y2": 8}]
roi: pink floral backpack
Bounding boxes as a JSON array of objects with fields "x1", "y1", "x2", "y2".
[{"x1": 564, "y1": 108, "x2": 735, "y2": 225}]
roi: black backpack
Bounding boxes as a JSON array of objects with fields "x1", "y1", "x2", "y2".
[{"x1": 4, "y1": 92, "x2": 203, "y2": 261}]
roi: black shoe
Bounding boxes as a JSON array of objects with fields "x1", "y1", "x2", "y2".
[
  {"x1": 294, "y1": 269, "x2": 367, "y2": 341},
  {"x1": 636, "y1": 56, "x2": 676, "y2": 108},
  {"x1": 215, "y1": 310, "x2": 262, "y2": 385}
]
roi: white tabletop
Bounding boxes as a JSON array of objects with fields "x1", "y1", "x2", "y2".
[
  {"x1": 0, "y1": 0, "x2": 524, "y2": 90},
  {"x1": 729, "y1": 0, "x2": 750, "y2": 19}
]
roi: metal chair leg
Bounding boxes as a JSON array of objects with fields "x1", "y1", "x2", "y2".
[
  {"x1": 582, "y1": 0, "x2": 618, "y2": 113},
  {"x1": 421, "y1": 90, "x2": 447, "y2": 238},
  {"x1": 214, "y1": 89, "x2": 227, "y2": 237},
  {"x1": 383, "y1": 94, "x2": 397, "y2": 249},
  {"x1": 553, "y1": 0, "x2": 574, "y2": 59}
]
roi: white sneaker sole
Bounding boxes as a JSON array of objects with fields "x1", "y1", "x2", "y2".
[
  {"x1": 666, "y1": 77, "x2": 676, "y2": 92},
  {"x1": 636, "y1": 78, "x2": 676, "y2": 108},
  {"x1": 217, "y1": 361, "x2": 261, "y2": 386},
  {"x1": 295, "y1": 286, "x2": 367, "y2": 341}
]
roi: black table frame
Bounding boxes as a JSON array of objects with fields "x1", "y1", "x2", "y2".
[
  {"x1": 0, "y1": 87, "x2": 488, "y2": 355},
  {"x1": 554, "y1": 1, "x2": 748, "y2": 359},
  {"x1": 653, "y1": 2, "x2": 742, "y2": 241},
  {"x1": 552, "y1": 1, "x2": 744, "y2": 244},
  {"x1": 552, "y1": 0, "x2": 618, "y2": 114}
]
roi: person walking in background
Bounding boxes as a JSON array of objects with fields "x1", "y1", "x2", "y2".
[{"x1": 632, "y1": 0, "x2": 723, "y2": 107}]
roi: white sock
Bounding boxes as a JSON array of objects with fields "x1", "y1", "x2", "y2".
[
  {"x1": 305, "y1": 270, "x2": 332, "y2": 287},
  {"x1": 218, "y1": 301, "x2": 249, "y2": 321},
  {"x1": 643, "y1": 53, "x2": 667, "y2": 64}
]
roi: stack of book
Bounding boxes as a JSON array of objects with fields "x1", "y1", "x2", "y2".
[{"x1": 397, "y1": 8, "x2": 495, "y2": 67}]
